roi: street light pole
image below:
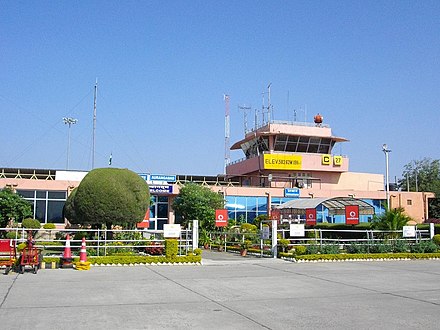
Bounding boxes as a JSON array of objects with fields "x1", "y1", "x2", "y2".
[
  {"x1": 63, "y1": 117, "x2": 78, "y2": 170},
  {"x1": 382, "y1": 144, "x2": 391, "y2": 210}
]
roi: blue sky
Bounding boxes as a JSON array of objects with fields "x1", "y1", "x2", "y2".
[{"x1": 1, "y1": 1, "x2": 439, "y2": 182}]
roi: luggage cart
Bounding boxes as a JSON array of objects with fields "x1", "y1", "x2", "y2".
[
  {"x1": 0, "y1": 239, "x2": 17, "y2": 275},
  {"x1": 19, "y1": 233, "x2": 41, "y2": 274}
]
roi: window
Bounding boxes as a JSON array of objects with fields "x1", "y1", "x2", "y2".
[{"x1": 407, "y1": 199, "x2": 412, "y2": 206}]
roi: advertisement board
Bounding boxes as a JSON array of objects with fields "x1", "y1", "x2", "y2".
[
  {"x1": 215, "y1": 209, "x2": 228, "y2": 227},
  {"x1": 305, "y1": 208, "x2": 317, "y2": 225},
  {"x1": 345, "y1": 205, "x2": 359, "y2": 225}
]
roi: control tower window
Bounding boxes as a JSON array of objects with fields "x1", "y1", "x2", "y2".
[{"x1": 241, "y1": 137, "x2": 269, "y2": 158}]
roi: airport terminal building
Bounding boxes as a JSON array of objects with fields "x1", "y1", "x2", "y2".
[{"x1": 0, "y1": 116, "x2": 434, "y2": 228}]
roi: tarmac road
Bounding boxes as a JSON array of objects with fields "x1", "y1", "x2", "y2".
[{"x1": 1, "y1": 252, "x2": 440, "y2": 329}]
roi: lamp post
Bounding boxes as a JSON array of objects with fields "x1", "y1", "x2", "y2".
[
  {"x1": 63, "y1": 117, "x2": 78, "y2": 170},
  {"x1": 382, "y1": 144, "x2": 391, "y2": 210}
]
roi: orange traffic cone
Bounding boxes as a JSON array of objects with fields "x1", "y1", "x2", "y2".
[
  {"x1": 60, "y1": 234, "x2": 73, "y2": 268},
  {"x1": 79, "y1": 237, "x2": 87, "y2": 262},
  {"x1": 64, "y1": 234, "x2": 72, "y2": 259}
]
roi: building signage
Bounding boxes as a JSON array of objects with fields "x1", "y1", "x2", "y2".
[
  {"x1": 263, "y1": 154, "x2": 302, "y2": 170},
  {"x1": 290, "y1": 224, "x2": 305, "y2": 237},
  {"x1": 322, "y1": 154, "x2": 331, "y2": 165},
  {"x1": 322, "y1": 155, "x2": 343, "y2": 166},
  {"x1": 345, "y1": 205, "x2": 359, "y2": 225},
  {"x1": 149, "y1": 174, "x2": 176, "y2": 182},
  {"x1": 149, "y1": 185, "x2": 173, "y2": 194},
  {"x1": 163, "y1": 224, "x2": 181, "y2": 238},
  {"x1": 333, "y1": 156, "x2": 343, "y2": 166},
  {"x1": 403, "y1": 226, "x2": 416, "y2": 238},
  {"x1": 215, "y1": 209, "x2": 228, "y2": 227},
  {"x1": 285, "y1": 188, "x2": 300, "y2": 198},
  {"x1": 305, "y1": 208, "x2": 317, "y2": 225}
]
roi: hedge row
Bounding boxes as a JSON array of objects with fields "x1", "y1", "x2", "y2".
[
  {"x1": 279, "y1": 252, "x2": 440, "y2": 261},
  {"x1": 42, "y1": 254, "x2": 202, "y2": 265}
]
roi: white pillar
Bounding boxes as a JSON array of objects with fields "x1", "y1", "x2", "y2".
[
  {"x1": 192, "y1": 220, "x2": 199, "y2": 250},
  {"x1": 272, "y1": 220, "x2": 277, "y2": 259}
]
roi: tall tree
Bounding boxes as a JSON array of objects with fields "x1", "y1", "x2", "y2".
[
  {"x1": 0, "y1": 188, "x2": 33, "y2": 228},
  {"x1": 64, "y1": 168, "x2": 150, "y2": 228},
  {"x1": 398, "y1": 158, "x2": 440, "y2": 218},
  {"x1": 172, "y1": 183, "x2": 224, "y2": 231}
]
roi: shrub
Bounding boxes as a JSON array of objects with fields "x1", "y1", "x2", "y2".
[
  {"x1": 306, "y1": 244, "x2": 319, "y2": 254},
  {"x1": 279, "y1": 239, "x2": 290, "y2": 252},
  {"x1": 43, "y1": 223, "x2": 56, "y2": 229},
  {"x1": 432, "y1": 234, "x2": 440, "y2": 246},
  {"x1": 293, "y1": 245, "x2": 307, "y2": 256},
  {"x1": 21, "y1": 218, "x2": 41, "y2": 229},
  {"x1": 5, "y1": 231, "x2": 21, "y2": 239},
  {"x1": 193, "y1": 248, "x2": 202, "y2": 256},
  {"x1": 369, "y1": 243, "x2": 393, "y2": 254},
  {"x1": 165, "y1": 239, "x2": 178, "y2": 258},
  {"x1": 393, "y1": 240, "x2": 409, "y2": 253},
  {"x1": 240, "y1": 223, "x2": 257, "y2": 233},
  {"x1": 346, "y1": 243, "x2": 368, "y2": 254},
  {"x1": 411, "y1": 240, "x2": 438, "y2": 253},
  {"x1": 321, "y1": 244, "x2": 340, "y2": 254}
]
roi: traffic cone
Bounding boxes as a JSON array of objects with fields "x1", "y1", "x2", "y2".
[
  {"x1": 63, "y1": 234, "x2": 72, "y2": 259},
  {"x1": 79, "y1": 237, "x2": 87, "y2": 262},
  {"x1": 60, "y1": 234, "x2": 73, "y2": 268}
]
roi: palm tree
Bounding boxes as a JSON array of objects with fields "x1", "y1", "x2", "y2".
[{"x1": 372, "y1": 207, "x2": 413, "y2": 238}]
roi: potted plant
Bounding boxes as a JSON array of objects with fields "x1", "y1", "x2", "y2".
[
  {"x1": 199, "y1": 229, "x2": 211, "y2": 249},
  {"x1": 240, "y1": 239, "x2": 252, "y2": 257}
]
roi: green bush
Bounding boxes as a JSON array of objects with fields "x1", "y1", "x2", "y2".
[
  {"x1": 369, "y1": 243, "x2": 393, "y2": 254},
  {"x1": 22, "y1": 218, "x2": 41, "y2": 229},
  {"x1": 193, "y1": 248, "x2": 202, "y2": 256},
  {"x1": 306, "y1": 244, "x2": 319, "y2": 254},
  {"x1": 410, "y1": 240, "x2": 438, "y2": 253},
  {"x1": 293, "y1": 245, "x2": 307, "y2": 256},
  {"x1": 346, "y1": 243, "x2": 368, "y2": 254},
  {"x1": 320, "y1": 244, "x2": 340, "y2": 254},
  {"x1": 432, "y1": 234, "x2": 440, "y2": 246},
  {"x1": 42, "y1": 223, "x2": 56, "y2": 229},
  {"x1": 5, "y1": 231, "x2": 21, "y2": 239},
  {"x1": 393, "y1": 240, "x2": 409, "y2": 253},
  {"x1": 165, "y1": 239, "x2": 178, "y2": 258}
]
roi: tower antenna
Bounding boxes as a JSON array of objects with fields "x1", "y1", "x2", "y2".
[
  {"x1": 224, "y1": 94, "x2": 230, "y2": 172},
  {"x1": 238, "y1": 104, "x2": 251, "y2": 134},
  {"x1": 92, "y1": 79, "x2": 98, "y2": 169}
]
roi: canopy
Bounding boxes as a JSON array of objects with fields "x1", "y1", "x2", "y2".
[{"x1": 275, "y1": 197, "x2": 375, "y2": 216}]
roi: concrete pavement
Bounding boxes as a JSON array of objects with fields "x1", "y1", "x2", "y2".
[{"x1": 1, "y1": 253, "x2": 440, "y2": 329}]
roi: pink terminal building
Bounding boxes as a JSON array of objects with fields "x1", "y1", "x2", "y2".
[{"x1": 0, "y1": 115, "x2": 434, "y2": 228}]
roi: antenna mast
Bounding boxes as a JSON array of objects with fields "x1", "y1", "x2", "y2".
[
  {"x1": 92, "y1": 79, "x2": 97, "y2": 169},
  {"x1": 238, "y1": 104, "x2": 251, "y2": 134},
  {"x1": 267, "y1": 82, "x2": 272, "y2": 123},
  {"x1": 224, "y1": 94, "x2": 230, "y2": 172}
]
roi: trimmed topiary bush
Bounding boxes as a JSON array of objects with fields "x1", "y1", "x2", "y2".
[
  {"x1": 43, "y1": 223, "x2": 56, "y2": 229},
  {"x1": 165, "y1": 239, "x2": 178, "y2": 258},
  {"x1": 432, "y1": 234, "x2": 440, "y2": 246},
  {"x1": 22, "y1": 218, "x2": 41, "y2": 229}
]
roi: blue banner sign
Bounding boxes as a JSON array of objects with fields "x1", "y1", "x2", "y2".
[
  {"x1": 284, "y1": 188, "x2": 300, "y2": 198},
  {"x1": 149, "y1": 185, "x2": 173, "y2": 194},
  {"x1": 149, "y1": 174, "x2": 176, "y2": 183}
]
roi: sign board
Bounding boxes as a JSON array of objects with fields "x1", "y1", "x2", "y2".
[
  {"x1": 215, "y1": 209, "x2": 228, "y2": 227},
  {"x1": 261, "y1": 226, "x2": 270, "y2": 240},
  {"x1": 271, "y1": 209, "x2": 281, "y2": 221},
  {"x1": 263, "y1": 154, "x2": 302, "y2": 170},
  {"x1": 289, "y1": 223, "x2": 305, "y2": 237},
  {"x1": 345, "y1": 205, "x2": 359, "y2": 225},
  {"x1": 149, "y1": 174, "x2": 176, "y2": 182},
  {"x1": 403, "y1": 226, "x2": 416, "y2": 238},
  {"x1": 163, "y1": 224, "x2": 181, "y2": 238},
  {"x1": 284, "y1": 188, "x2": 300, "y2": 198},
  {"x1": 149, "y1": 185, "x2": 173, "y2": 194},
  {"x1": 322, "y1": 154, "x2": 331, "y2": 165},
  {"x1": 333, "y1": 156, "x2": 343, "y2": 166},
  {"x1": 305, "y1": 208, "x2": 317, "y2": 225}
]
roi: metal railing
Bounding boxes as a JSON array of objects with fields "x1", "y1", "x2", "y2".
[{"x1": 0, "y1": 228, "x2": 193, "y2": 257}]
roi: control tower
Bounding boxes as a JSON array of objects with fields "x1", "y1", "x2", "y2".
[{"x1": 226, "y1": 114, "x2": 352, "y2": 190}]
